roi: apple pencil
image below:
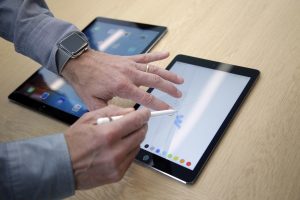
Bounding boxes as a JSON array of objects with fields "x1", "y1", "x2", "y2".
[{"x1": 96, "y1": 109, "x2": 177, "y2": 125}]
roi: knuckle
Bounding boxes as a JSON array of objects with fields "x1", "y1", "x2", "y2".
[
  {"x1": 151, "y1": 74, "x2": 162, "y2": 84},
  {"x1": 151, "y1": 66, "x2": 159, "y2": 74},
  {"x1": 103, "y1": 129, "x2": 115, "y2": 146},
  {"x1": 140, "y1": 92, "x2": 154, "y2": 106},
  {"x1": 133, "y1": 62, "x2": 140, "y2": 70},
  {"x1": 122, "y1": 64, "x2": 135, "y2": 75},
  {"x1": 140, "y1": 54, "x2": 148, "y2": 62},
  {"x1": 115, "y1": 79, "x2": 130, "y2": 93}
]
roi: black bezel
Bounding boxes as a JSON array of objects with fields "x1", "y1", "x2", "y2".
[
  {"x1": 134, "y1": 54, "x2": 260, "y2": 184},
  {"x1": 82, "y1": 17, "x2": 167, "y2": 54},
  {"x1": 8, "y1": 69, "x2": 79, "y2": 125},
  {"x1": 8, "y1": 17, "x2": 167, "y2": 125}
]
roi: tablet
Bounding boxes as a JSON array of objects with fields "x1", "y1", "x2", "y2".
[
  {"x1": 135, "y1": 55, "x2": 260, "y2": 184},
  {"x1": 8, "y1": 17, "x2": 167, "y2": 124},
  {"x1": 84, "y1": 17, "x2": 167, "y2": 55}
]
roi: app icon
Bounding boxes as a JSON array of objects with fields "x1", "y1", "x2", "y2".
[
  {"x1": 140, "y1": 34, "x2": 147, "y2": 40},
  {"x1": 150, "y1": 146, "x2": 155, "y2": 151},
  {"x1": 173, "y1": 156, "x2": 179, "y2": 161},
  {"x1": 56, "y1": 97, "x2": 65, "y2": 105},
  {"x1": 127, "y1": 47, "x2": 137, "y2": 53},
  {"x1": 40, "y1": 92, "x2": 50, "y2": 100},
  {"x1": 93, "y1": 26, "x2": 100, "y2": 32},
  {"x1": 26, "y1": 86, "x2": 35, "y2": 94},
  {"x1": 72, "y1": 104, "x2": 82, "y2": 112},
  {"x1": 143, "y1": 155, "x2": 150, "y2": 161}
]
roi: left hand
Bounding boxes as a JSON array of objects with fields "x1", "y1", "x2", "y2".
[{"x1": 61, "y1": 50, "x2": 184, "y2": 111}]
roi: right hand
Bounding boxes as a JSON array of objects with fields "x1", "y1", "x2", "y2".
[{"x1": 64, "y1": 105, "x2": 150, "y2": 189}]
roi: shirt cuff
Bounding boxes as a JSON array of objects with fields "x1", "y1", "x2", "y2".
[
  {"x1": 15, "y1": 15, "x2": 80, "y2": 74},
  {"x1": 0, "y1": 134, "x2": 75, "y2": 200}
]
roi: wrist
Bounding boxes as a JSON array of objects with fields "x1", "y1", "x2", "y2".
[{"x1": 61, "y1": 49, "x2": 94, "y2": 83}]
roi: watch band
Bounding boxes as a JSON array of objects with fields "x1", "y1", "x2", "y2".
[{"x1": 56, "y1": 46, "x2": 71, "y2": 75}]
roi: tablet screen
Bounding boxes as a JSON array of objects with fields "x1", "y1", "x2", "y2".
[
  {"x1": 139, "y1": 61, "x2": 251, "y2": 170},
  {"x1": 15, "y1": 68, "x2": 88, "y2": 118},
  {"x1": 84, "y1": 20, "x2": 163, "y2": 55}
]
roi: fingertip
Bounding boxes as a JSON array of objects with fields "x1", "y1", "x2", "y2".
[
  {"x1": 177, "y1": 75, "x2": 184, "y2": 84},
  {"x1": 176, "y1": 90, "x2": 183, "y2": 97},
  {"x1": 151, "y1": 51, "x2": 169, "y2": 60},
  {"x1": 161, "y1": 51, "x2": 170, "y2": 57},
  {"x1": 159, "y1": 52, "x2": 169, "y2": 59},
  {"x1": 155, "y1": 103, "x2": 172, "y2": 110}
]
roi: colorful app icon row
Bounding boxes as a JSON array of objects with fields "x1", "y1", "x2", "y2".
[{"x1": 144, "y1": 144, "x2": 191, "y2": 167}]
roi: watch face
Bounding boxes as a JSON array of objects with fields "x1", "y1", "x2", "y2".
[{"x1": 60, "y1": 33, "x2": 88, "y2": 56}]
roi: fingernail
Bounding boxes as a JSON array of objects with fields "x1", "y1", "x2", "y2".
[
  {"x1": 160, "y1": 51, "x2": 169, "y2": 56},
  {"x1": 177, "y1": 90, "x2": 182, "y2": 97},
  {"x1": 177, "y1": 75, "x2": 184, "y2": 83}
]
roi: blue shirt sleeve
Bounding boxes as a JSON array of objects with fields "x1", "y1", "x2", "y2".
[
  {"x1": 0, "y1": 1, "x2": 79, "y2": 198},
  {"x1": 0, "y1": 134, "x2": 75, "y2": 200},
  {"x1": 0, "y1": 0, "x2": 79, "y2": 74}
]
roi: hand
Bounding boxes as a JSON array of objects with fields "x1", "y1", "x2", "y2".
[
  {"x1": 61, "y1": 50, "x2": 184, "y2": 111},
  {"x1": 64, "y1": 105, "x2": 150, "y2": 189}
]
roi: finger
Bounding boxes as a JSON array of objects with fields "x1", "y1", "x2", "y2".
[
  {"x1": 85, "y1": 105, "x2": 134, "y2": 124},
  {"x1": 105, "y1": 108, "x2": 150, "y2": 139},
  {"x1": 136, "y1": 63, "x2": 184, "y2": 84},
  {"x1": 127, "y1": 52, "x2": 169, "y2": 64},
  {"x1": 119, "y1": 84, "x2": 170, "y2": 110},
  {"x1": 134, "y1": 71, "x2": 182, "y2": 98}
]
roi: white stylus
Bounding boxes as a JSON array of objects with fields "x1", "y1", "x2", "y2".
[{"x1": 96, "y1": 109, "x2": 177, "y2": 125}]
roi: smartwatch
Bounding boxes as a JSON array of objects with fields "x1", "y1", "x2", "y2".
[{"x1": 56, "y1": 31, "x2": 89, "y2": 74}]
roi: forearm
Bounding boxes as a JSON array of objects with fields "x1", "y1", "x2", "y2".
[
  {"x1": 0, "y1": 0, "x2": 79, "y2": 74},
  {"x1": 0, "y1": 134, "x2": 75, "y2": 200}
]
